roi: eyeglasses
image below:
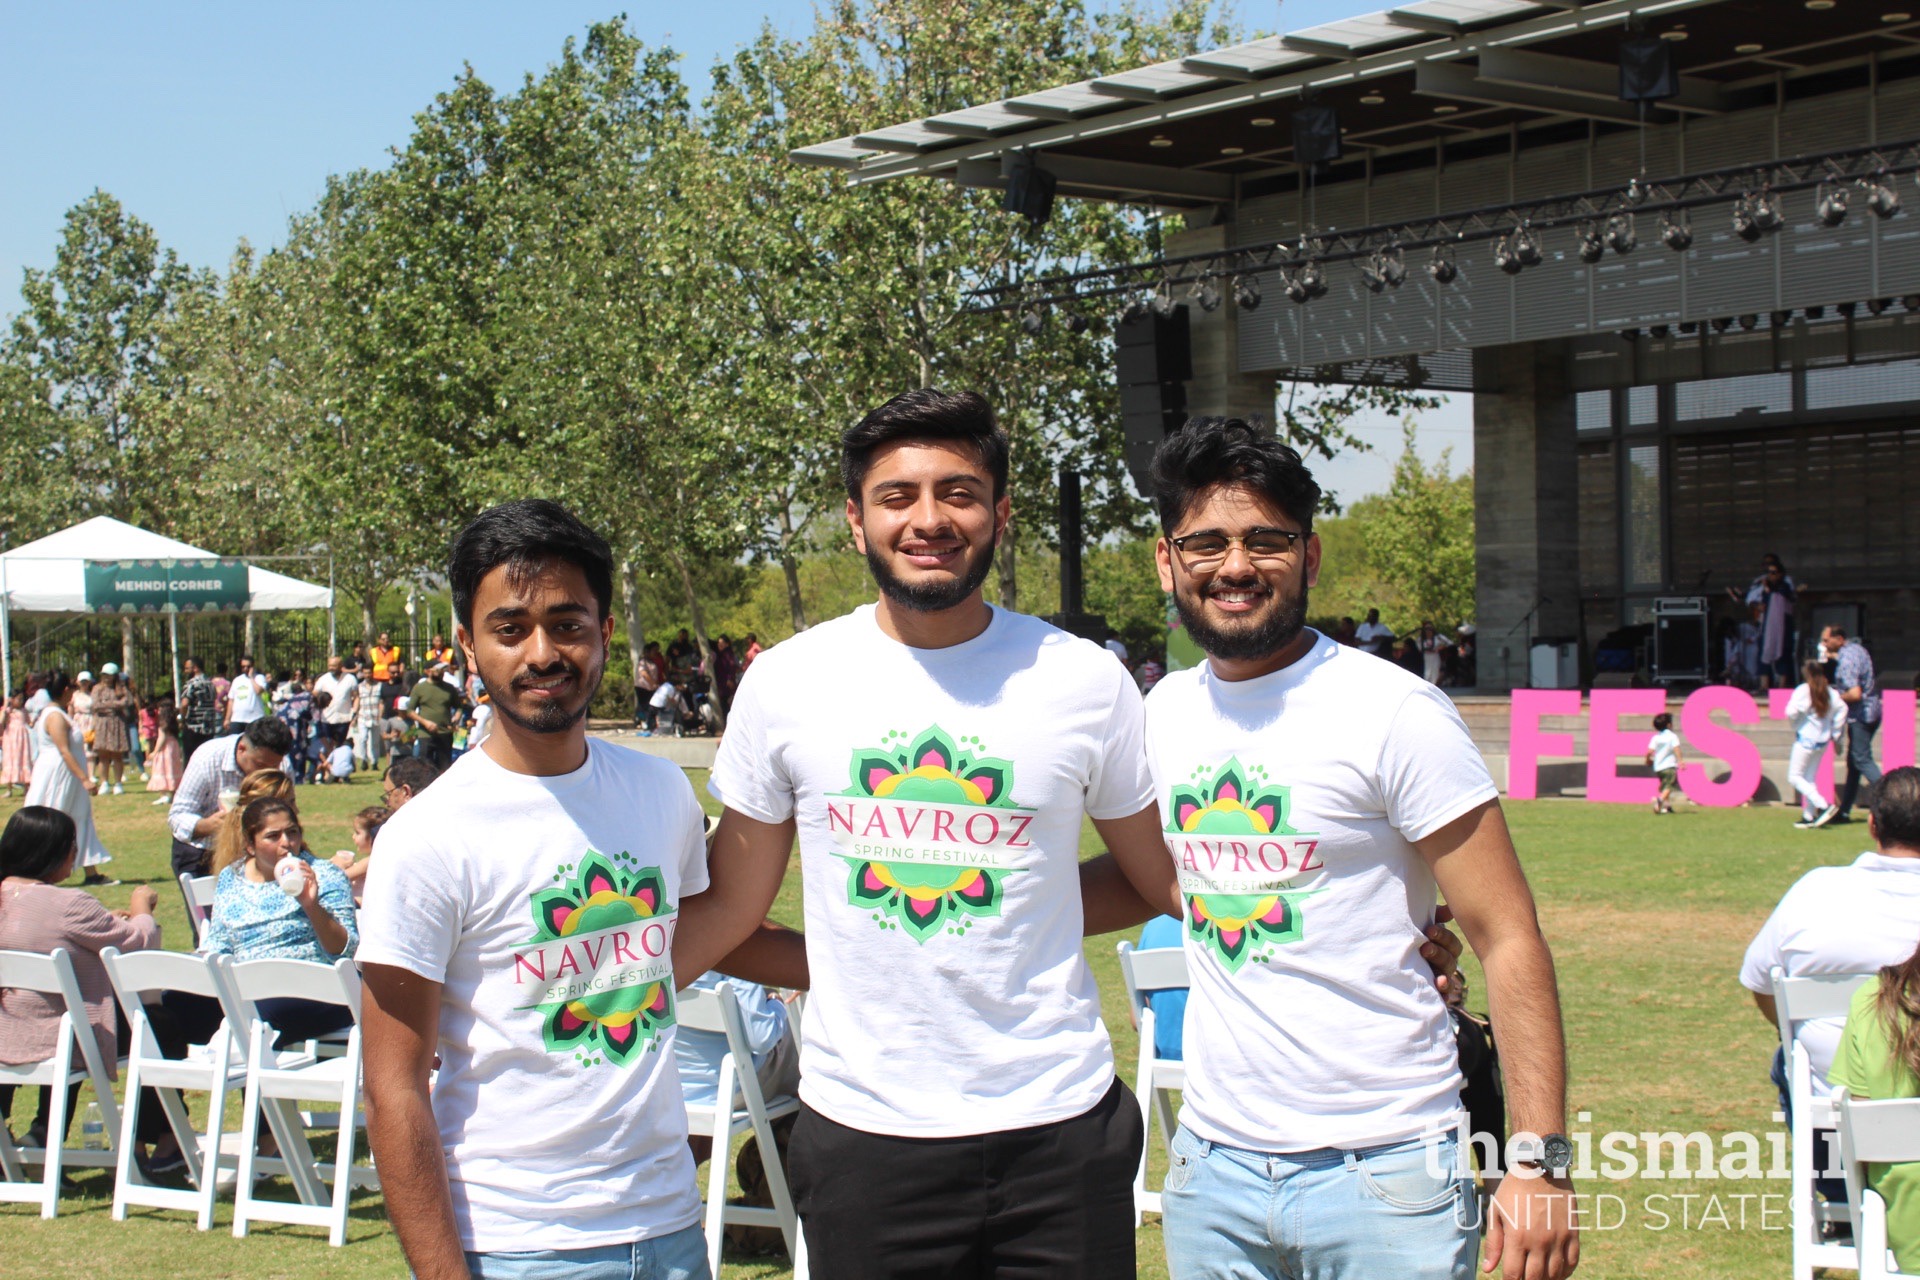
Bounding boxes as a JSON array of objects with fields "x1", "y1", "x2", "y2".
[{"x1": 1169, "y1": 528, "x2": 1307, "y2": 570}]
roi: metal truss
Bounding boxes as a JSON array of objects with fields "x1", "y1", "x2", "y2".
[{"x1": 969, "y1": 136, "x2": 1920, "y2": 317}]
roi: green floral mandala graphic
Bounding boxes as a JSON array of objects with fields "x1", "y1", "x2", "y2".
[
  {"x1": 524, "y1": 850, "x2": 674, "y2": 1068},
  {"x1": 1167, "y1": 757, "x2": 1319, "y2": 973},
  {"x1": 840, "y1": 724, "x2": 1022, "y2": 943}
]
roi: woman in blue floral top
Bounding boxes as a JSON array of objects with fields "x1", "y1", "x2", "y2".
[{"x1": 167, "y1": 798, "x2": 357, "y2": 1047}]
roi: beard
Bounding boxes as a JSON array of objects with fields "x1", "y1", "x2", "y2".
[
  {"x1": 481, "y1": 656, "x2": 603, "y2": 736},
  {"x1": 866, "y1": 534, "x2": 999, "y2": 614},
  {"x1": 1173, "y1": 574, "x2": 1310, "y2": 663}
]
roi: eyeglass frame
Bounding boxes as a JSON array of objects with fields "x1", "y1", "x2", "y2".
[{"x1": 1166, "y1": 526, "x2": 1310, "y2": 571}]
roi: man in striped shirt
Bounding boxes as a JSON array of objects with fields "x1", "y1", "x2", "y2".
[{"x1": 167, "y1": 717, "x2": 293, "y2": 877}]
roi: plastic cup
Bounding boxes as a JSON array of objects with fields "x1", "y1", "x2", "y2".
[{"x1": 275, "y1": 859, "x2": 306, "y2": 897}]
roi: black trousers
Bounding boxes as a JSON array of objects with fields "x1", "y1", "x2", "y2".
[
  {"x1": 171, "y1": 837, "x2": 208, "y2": 879},
  {"x1": 179, "y1": 729, "x2": 214, "y2": 771},
  {"x1": 0, "y1": 1010, "x2": 170, "y2": 1145},
  {"x1": 788, "y1": 1078, "x2": 1143, "y2": 1280}
]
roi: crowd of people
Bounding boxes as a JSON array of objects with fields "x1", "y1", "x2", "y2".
[
  {"x1": 632, "y1": 629, "x2": 760, "y2": 736},
  {"x1": 1328, "y1": 607, "x2": 1479, "y2": 687}
]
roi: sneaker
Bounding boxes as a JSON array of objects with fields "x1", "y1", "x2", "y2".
[
  {"x1": 150, "y1": 795, "x2": 170, "y2": 806},
  {"x1": 1794, "y1": 817, "x2": 1816, "y2": 829},
  {"x1": 112, "y1": 783, "x2": 124, "y2": 795},
  {"x1": 82, "y1": 874, "x2": 120, "y2": 887},
  {"x1": 1813, "y1": 804, "x2": 1840, "y2": 828}
]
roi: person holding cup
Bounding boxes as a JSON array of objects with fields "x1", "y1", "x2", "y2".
[{"x1": 165, "y1": 797, "x2": 357, "y2": 1049}]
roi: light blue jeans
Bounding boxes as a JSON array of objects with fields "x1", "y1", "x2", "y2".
[
  {"x1": 1161, "y1": 1123, "x2": 1478, "y2": 1280},
  {"x1": 465, "y1": 1224, "x2": 710, "y2": 1280}
]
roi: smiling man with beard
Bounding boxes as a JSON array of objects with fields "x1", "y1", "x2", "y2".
[
  {"x1": 678, "y1": 388, "x2": 1160, "y2": 1278},
  {"x1": 1098, "y1": 418, "x2": 1579, "y2": 1280},
  {"x1": 357, "y1": 500, "x2": 715, "y2": 1280}
]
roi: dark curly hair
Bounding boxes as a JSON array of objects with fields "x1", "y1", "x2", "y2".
[{"x1": 1149, "y1": 417, "x2": 1321, "y2": 535}]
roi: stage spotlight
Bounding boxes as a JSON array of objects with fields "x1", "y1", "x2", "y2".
[
  {"x1": 1619, "y1": 328, "x2": 1641, "y2": 341},
  {"x1": 1577, "y1": 222, "x2": 1605, "y2": 264},
  {"x1": 1650, "y1": 323, "x2": 1671, "y2": 339},
  {"x1": 1284, "y1": 261, "x2": 1327, "y2": 304},
  {"x1": 1752, "y1": 190, "x2": 1785, "y2": 232},
  {"x1": 1733, "y1": 198, "x2": 1762, "y2": 243},
  {"x1": 1149, "y1": 284, "x2": 1178, "y2": 318},
  {"x1": 1494, "y1": 232, "x2": 1534, "y2": 275},
  {"x1": 1904, "y1": 295, "x2": 1920, "y2": 311},
  {"x1": 1838, "y1": 300, "x2": 1858, "y2": 317},
  {"x1": 1233, "y1": 274, "x2": 1262, "y2": 310},
  {"x1": 1121, "y1": 294, "x2": 1150, "y2": 324},
  {"x1": 1361, "y1": 245, "x2": 1407, "y2": 292},
  {"x1": 1770, "y1": 310, "x2": 1792, "y2": 327},
  {"x1": 1679, "y1": 320, "x2": 1699, "y2": 335},
  {"x1": 1817, "y1": 182, "x2": 1850, "y2": 227},
  {"x1": 1429, "y1": 245, "x2": 1459, "y2": 284},
  {"x1": 1806, "y1": 304, "x2": 1826, "y2": 320},
  {"x1": 1866, "y1": 174, "x2": 1902, "y2": 219},
  {"x1": 1516, "y1": 226, "x2": 1543, "y2": 267},
  {"x1": 1869, "y1": 297, "x2": 1891, "y2": 315},
  {"x1": 1189, "y1": 278, "x2": 1223, "y2": 313},
  {"x1": 1712, "y1": 316, "x2": 1733, "y2": 332},
  {"x1": 1606, "y1": 213, "x2": 1638, "y2": 254},
  {"x1": 1021, "y1": 303, "x2": 1047, "y2": 335},
  {"x1": 1626, "y1": 177, "x2": 1649, "y2": 206},
  {"x1": 1662, "y1": 215, "x2": 1693, "y2": 251},
  {"x1": 1064, "y1": 309, "x2": 1090, "y2": 334},
  {"x1": 1739, "y1": 314, "x2": 1759, "y2": 330}
]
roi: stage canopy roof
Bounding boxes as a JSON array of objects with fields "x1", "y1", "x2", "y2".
[{"x1": 0, "y1": 516, "x2": 331, "y2": 615}]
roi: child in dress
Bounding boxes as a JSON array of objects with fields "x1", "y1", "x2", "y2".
[
  {"x1": 145, "y1": 699, "x2": 183, "y2": 805},
  {"x1": 0, "y1": 691, "x2": 31, "y2": 797}
]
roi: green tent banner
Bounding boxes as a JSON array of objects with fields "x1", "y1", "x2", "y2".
[{"x1": 82, "y1": 559, "x2": 250, "y2": 615}]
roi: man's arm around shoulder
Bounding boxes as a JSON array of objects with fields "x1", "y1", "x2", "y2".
[
  {"x1": 361, "y1": 962, "x2": 468, "y2": 1280},
  {"x1": 1419, "y1": 799, "x2": 1579, "y2": 1280}
]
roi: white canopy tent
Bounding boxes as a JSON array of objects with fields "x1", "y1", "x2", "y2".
[{"x1": 0, "y1": 516, "x2": 333, "y2": 698}]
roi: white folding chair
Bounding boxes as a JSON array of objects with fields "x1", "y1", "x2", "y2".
[
  {"x1": 102, "y1": 946, "x2": 308, "y2": 1229},
  {"x1": 177, "y1": 873, "x2": 216, "y2": 946},
  {"x1": 0, "y1": 949, "x2": 124, "y2": 1217},
  {"x1": 1771, "y1": 966, "x2": 1875, "y2": 1280},
  {"x1": 1117, "y1": 939, "x2": 1189, "y2": 1223},
  {"x1": 1835, "y1": 1089, "x2": 1920, "y2": 1279},
  {"x1": 226, "y1": 957, "x2": 367, "y2": 1245},
  {"x1": 677, "y1": 984, "x2": 800, "y2": 1277}
]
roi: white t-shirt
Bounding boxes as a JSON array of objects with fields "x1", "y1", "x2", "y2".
[
  {"x1": 1739, "y1": 851, "x2": 1920, "y2": 1093},
  {"x1": 1143, "y1": 631, "x2": 1499, "y2": 1153},
  {"x1": 1104, "y1": 637, "x2": 1130, "y2": 663},
  {"x1": 710, "y1": 604, "x2": 1155, "y2": 1137},
  {"x1": 648, "y1": 681, "x2": 677, "y2": 710},
  {"x1": 357, "y1": 742, "x2": 708, "y2": 1252},
  {"x1": 227, "y1": 673, "x2": 264, "y2": 725},
  {"x1": 326, "y1": 744, "x2": 354, "y2": 777},
  {"x1": 312, "y1": 672, "x2": 357, "y2": 726},
  {"x1": 1354, "y1": 620, "x2": 1395, "y2": 655},
  {"x1": 1649, "y1": 728, "x2": 1681, "y2": 773}
]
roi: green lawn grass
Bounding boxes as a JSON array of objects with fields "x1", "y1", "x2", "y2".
[{"x1": 1, "y1": 762, "x2": 1867, "y2": 1278}]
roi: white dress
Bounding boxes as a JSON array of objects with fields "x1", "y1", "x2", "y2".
[{"x1": 24, "y1": 709, "x2": 111, "y2": 869}]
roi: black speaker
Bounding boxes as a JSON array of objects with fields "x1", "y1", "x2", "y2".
[
  {"x1": 1619, "y1": 36, "x2": 1678, "y2": 103},
  {"x1": 1291, "y1": 103, "x2": 1342, "y2": 168},
  {"x1": 1003, "y1": 153, "x2": 1057, "y2": 226},
  {"x1": 1115, "y1": 309, "x2": 1191, "y2": 497},
  {"x1": 1115, "y1": 308, "x2": 1192, "y2": 385}
]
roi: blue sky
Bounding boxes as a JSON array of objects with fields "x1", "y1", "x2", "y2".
[{"x1": 0, "y1": 0, "x2": 1466, "y2": 494}]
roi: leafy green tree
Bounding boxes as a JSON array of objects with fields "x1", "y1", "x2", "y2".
[{"x1": 1348, "y1": 423, "x2": 1476, "y2": 631}]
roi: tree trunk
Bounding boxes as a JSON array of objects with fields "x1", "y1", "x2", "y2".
[
  {"x1": 243, "y1": 610, "x2": 256, "y2": 658},
  {"x1": 120, "y1": 616, "x2": 135, "y2": 679},
  {"x1": 776, "y1": 509, "x2": 808, "y2": 634},
  {"x1": 619, "y1": 556, "x2": 647, "y2": 712},
  {"x1": 666, "y1": 545, "x2": 726, "y2": 731},
  {"x1": 360, "y1": 588, "x2": 380, "y2": 650}
]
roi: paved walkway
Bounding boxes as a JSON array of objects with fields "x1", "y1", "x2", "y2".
[{"x1": 586, "y1": 721, "x2": 718, "y2": 769}]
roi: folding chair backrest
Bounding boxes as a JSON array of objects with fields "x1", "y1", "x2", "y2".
[
  {"x1": 1118, "y1": 940, "x2": 1190, "y2": 1020},
  {"x1": 676, "y1": 984, "x2": 758, "y2": 1097},
  {"x1": 178, "y1": 874, "x2": 216, "y2": 943},
  {"x1": 102, "y1": 945, "x2": 240, "y2": 1056},
  {"x1": 224, "y1": 958, "x2": 361, "y2": 1021},
  {"x1": 1837, "y1": 1092, "x2": 1920, "y2": 1165},
  {"x1": 1771, "y1": 968, "x2": 1874, "y2": 1052},
  {"x1": 0, "y1": 948, "x2": 115, "y2": 1097}
]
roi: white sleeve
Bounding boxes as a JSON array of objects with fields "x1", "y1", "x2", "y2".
[
  {"x1": 1085, "y1": 662, "x2": 1156, "y2": 820},
  {"x1": 707, "y1": 661, "x2": 794, "y2": 824},
  {"x1": 1377, "y1": 687, "x2": 1502, "y2": 842},
  {"x1": 1785, "y1": 686, "x2": 1810, "y2": 726},
  {"x1": 676, "y1": 768, "x2": 711, "y2": 898},
  {"x1": 1739, "y1": 900, "x2": 1787, "y2": 993},
  {"x1": 356, "y1": 817, "x2": 462, "y2": 983}
]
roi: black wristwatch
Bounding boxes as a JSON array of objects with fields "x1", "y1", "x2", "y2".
[{"x1": 1509, "y1": 1132, "x2": 1573, "y2": 1177}]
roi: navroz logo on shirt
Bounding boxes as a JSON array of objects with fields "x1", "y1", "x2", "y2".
[
  {"x1": 828, "y1": 724, "x2": 1033, "y2": 943},
  {"x1": 1166, "y1": 757, "x2": 1327, "y2": 972},
  {"x1": 514, "y1": 851, "x2": 678, "y2": 1067}
]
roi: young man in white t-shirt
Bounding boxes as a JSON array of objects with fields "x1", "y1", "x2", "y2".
[
  {"x1": 1101, "y1": 420, "x2": 1579, "y2": 1280},
  {"x1": 679, "y1": 389, "x2": 1159, "y2": 1277},
  {"x1": 358, "y1": 500, "x2": 713, "y2": 1280}
]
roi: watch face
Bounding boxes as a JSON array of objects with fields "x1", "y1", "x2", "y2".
[{"x1": 1543, "y1": 1134, "x2": 1573, "y2": 1171}]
